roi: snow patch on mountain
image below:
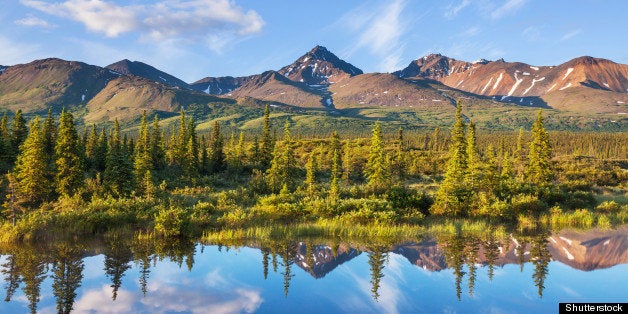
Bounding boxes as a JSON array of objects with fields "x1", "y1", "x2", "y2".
[
  {"x1": 507, "y1": 72, "x2": 524, "y2": 96},
  {"x1": 559, "y1": 83, "x2": 572, "y2": 90},
  {"x1": 481, "y1": 77, "x2": 493, "y2": 94},
  {"x1": 547, "y1": 83, "x2": 558, "y2": 92},
  {"x1": 523, "y1": 77, "x2": 545, "y2": 95},
  {"x1": 492, "y1": 73, "x2": 503, "y2": 90},
  {"x1": 562, "y1": 67, "x2": 574, "y2": 80}
]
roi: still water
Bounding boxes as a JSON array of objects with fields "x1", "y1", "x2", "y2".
[{"x1": 1, "y1": 227, "x2": 626, "y2": 313}]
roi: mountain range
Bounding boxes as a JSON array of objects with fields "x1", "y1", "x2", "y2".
[{"x1": 0, "y1": 45, "x2": 625, "y2": 130}]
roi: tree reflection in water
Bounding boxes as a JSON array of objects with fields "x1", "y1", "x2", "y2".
[{"x1": 0, "y1": 226, "x2": 625, "y2": 311}]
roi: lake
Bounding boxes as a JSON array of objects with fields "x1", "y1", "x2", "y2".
[{"x1": 1, "y1": 226, "x2": 626, "y2": 313}]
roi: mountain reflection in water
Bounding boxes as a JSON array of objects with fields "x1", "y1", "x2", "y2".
[{"x1": 1, "y1": 227, "x2": 626, "y2": 313}]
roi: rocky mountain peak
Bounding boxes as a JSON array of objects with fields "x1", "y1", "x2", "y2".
[{"x1": 278, "y1": 45, "x2": 363, "y2": 85}]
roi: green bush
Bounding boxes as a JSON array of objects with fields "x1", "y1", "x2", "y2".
[
  {"x1": 154, "y1": 206, "x2": 190, "y2": 237},
  {"x1": 596, "y1": 200, "x2": 621, "y2": 212}
]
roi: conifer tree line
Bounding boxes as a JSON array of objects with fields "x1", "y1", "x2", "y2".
[{"x1": 0, "y1": 102, "x2": 625, "y2": 221}]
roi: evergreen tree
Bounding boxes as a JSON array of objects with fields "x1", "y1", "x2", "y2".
[
  {"x1": 150, "y1": 114, "x2": 165, "y2": 170},
  {"x1": 13, "y1": 117, "x2": 52, "y2": 206},
  {"x1": 432, "y1": 101, "x2": 468, "y2": 216},
  {"x1": 84, "y1": 125, "x2": 98, "y2": 172},
  {"x1": 260, "y1": 105, "x2": 273, "y2": 169},
  {"x1": 365, "y1": 122, "x2": 387, "y2": 191},
  {"x1": 10, "y1": 109, "x2": 28, "y2": 157},
  {"x1": 104, "y1": 119, "x2": 134, "y2": 197},
  {"x1": 134, "y1": 112, "x2": 154, "y2": 195},
  {"x1": 55, "y1": 110, "x2": 84, "y2": 197},
  {"x1": 42, "y1": 109, "x2": 57, "y2": 158},
  {"x1": 465, "y1": 121, "x2": 481, "y2": 191},
  {"x1": 94, "y1": 128, "x2": 108, "y2": 173},
  {"x1": 0, "y1": 113, "x2": 12, "y2": 170},
  {"x1": 185, "y1": 118, "x2": 199, "y2": 176},
  {"x1": 342, "y1": 140, "x2": 353, "y2": 183},
  {"x1": 526, "y1": 110, "x2": 553, "y2": 184},
  {"x1": 329, "y1": 147, "x2": 340, "y2": 200},
  {"x1": 209, "y1": 121, "x2": 224, "y2": 173},
  {"x1": 199, "y1": 135, "x2": 209, "y2": 175},
  {"x1": 514, "y1": 128, "x2": 526, "y2": 180},
  {"x1": 392, "y1": 127, "x2": 406, "y2": 180},
  {"x1": 304, "y1": 151, "x2": 317, "y2": 194},
  {"x1": 266, "y1": 122, "x2": 296, "y2": 192},
  {"x1": 330, "y1": 131, "x2": 341, "y2": 181}
]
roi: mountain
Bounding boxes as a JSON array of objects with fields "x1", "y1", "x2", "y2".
[
  {"x1": 190, "y1": 75, "x2": 253, "y2": 95},
  {"x1": 394, "y1": 54, "x2": 628, "y2": 112},
  {"x1": 293, "y1": 243, "x2": 361, "y2": 278},
  {"x1": 229, "y1": 70, "x2": 327, "y2": 108},
  {"x1": 84, "y1": 75, "x2": 234, "y2": 122},
  {"x1": 106, "y1": 59, "x2": 191, "y2": 89},
  {"x1": 0, "y1": 58, "x2": 117, "y2": 113},
  {"x1": 328, "y1": 73, "x2": 454, "y2": 110},
  {"x1": 394, "y1": 227, "x2": 628, "y2": 272},
  {"x1": 277, "y1": 45, "x2": 363, "y2": 86}
]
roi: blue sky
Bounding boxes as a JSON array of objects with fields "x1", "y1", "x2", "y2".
[{"x1": 1, "y1": 0, "x2": 627, "y2": 82}]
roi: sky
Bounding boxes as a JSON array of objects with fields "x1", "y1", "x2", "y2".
[{"x1": 1, "y1": 0, "x2": 627, "y2": 82}]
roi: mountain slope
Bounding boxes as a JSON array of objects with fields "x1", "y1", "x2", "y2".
[
  {"x1": 85, "y1": 75, "x2": 234, "y2": 122},
  {"x1": 0, "y1": 58, "x2": 117, "y2": 113},
  {"x1": 229, "y1": 71, "x2": 326, "y2": 108},
  {"x1": 394, "y1": 54, "x2": 628, "y2": 112},
  {"x1": 190, "y1": 75, "x2": 253, "y2": 95},
  {"x1": 106, "y1": 59, "x2": 191, "y2": 89}
]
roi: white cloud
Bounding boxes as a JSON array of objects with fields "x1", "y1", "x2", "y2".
[
  {"x1": 522, "y1": 26, "x2": 542, "y2": 41},
  {"x1": 338, "y1": 0, "x2": 408, "y2": 72},
  {"x1": 491, "y1": 0, "x2": 528, "y2": 19},
  {"x1": 14, "y1": 15, "x2": 56, "y2": 28},
  {"x1": 560, "y1": 29, "x2": 581, "y2": 42},
  {"x1": 20, "y1": 0, "x2": 264, "y2": 50},
  {"x1": 445, "y1": 0, "x2": 471, "y2": 19}
]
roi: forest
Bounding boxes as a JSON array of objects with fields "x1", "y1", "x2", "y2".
[{"x1": 0, "y1": 102, "x2": 626, "y2": 242}]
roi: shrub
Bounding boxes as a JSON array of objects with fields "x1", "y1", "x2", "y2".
[
  {"x1": 596, "y1": 200, "x2": 620, "y2": 212},
  {"x1": 511, "y1": 194, "x2": 547, "y2": 213},
  {"x1": 154, "y1": 206, "x2": 190, "y2": 237}
]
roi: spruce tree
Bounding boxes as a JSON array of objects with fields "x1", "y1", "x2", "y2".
[
  {"x1": 43, "y1": 109, "x2": 57, "y2": 158},
  {"x1": 365, "y1": 122, "x2": 387, "y2": 191},
  {"x1": 104, "y1": 119, "x2": 134, "y2": 196},
  {"x1": 304, "y1": 151, "x2": 317, "y2": 194},
  {"x1": 260, "y1": 105, "x2": 273, "y2": 169},
  {"x1": 526, "y1": 110, "x2": 553, "y2": 184},
  {"x1": 149, "y1": 115, "x2": 165, "y2": 170},
  {"x1": 209, "y1": 121, "x2": 224, "y2": 173},
  {"x1": 84, "y1": 125, "x2": 98, "y2": 172},
  {"x1": 465, "y1": 121, "x2": 481, "y2": 191},
  {"x1": 134, "y1": 112, "x2": 153, "y2": 194},
  {"x1": 10, "y1": 109, "x2": 28, "y2": 156},
  {"x1": 432, "y1": 101, "x2": 468, "y2": 216},
  {"x1": 94, "y1": 128, "x2": 108, "y2": 173},
  {"x1": 13, "y1": 117, "x2": 52, "y2": 206},
  {"x1": 329, "y1": 147, "x2": 340, "y2": 200},
  {"x1": 514, "y1": 128, "x2": 526, "y2": 180},
  {"x1": 0, "y1": 113, "x2": 11, "y2": 170},
  {"x1": 392, "y1": 127, "x2": 405, "y2": 180},
  {"x1": 55, "y1": 110, "x2": 84, "y2": 197}
]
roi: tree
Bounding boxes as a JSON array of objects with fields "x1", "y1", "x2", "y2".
[
  {"x1": 260, "y1": 105, "x2": 274, "y2": 169},
  {"x1": 432, "y1": 101, "x2": 468, "y2": 216},
  {"x1": 526, "y1": 110, "x2": 553, "y2": 184},
  {"x1": 365, "y1": 122, "x2": 387, "y2": 191},
  {"x1": 392, "y1": 127, "x2": 406, "y2": 180},
  {"x1": 266, "y1": 122, "x2": 296, "y2": 192},
  {"x1": 150, "y1": 115, "x2": 165, "y2": 170},
  {"x1": 55, "y1": 110, "x2": 84, "y2": 197},
  {"x1": 134, "y1": 112, "x2": 154, "y2": 195},
  {"x1": 104, "y1": 119, "x2": 134, "y2": 197},
  {"x1": 13, "y1": 117, "x2": 52, "y2": 206},
  {"x1": 514, "y1": 128, "x2": 526, "y2": 180},
  {"x1": 304, "y1": 151, "x2": 317, "y2": 194},
  {"x1": 465, "y1": 121, "x2": 481, "y2": 191},
  {"x1": 329, "y1": 147, "x2": 340, "y2": 200},
  {"x1": 209, "y1": 121, "x2": 224, "y2": 173},
  {"x1": 84, "y1": 125, "x2": 98, "y2": 171},
  {"x1": 10, "y1": 109, "x2": 28, "y2": 156},
  {"x1": 0, "y1": 113, "x2": 11, "y2": 170}
]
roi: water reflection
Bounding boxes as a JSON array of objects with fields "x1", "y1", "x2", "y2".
[{"x1": 1, "y1": 227, "x2": 626, "y2": 313}]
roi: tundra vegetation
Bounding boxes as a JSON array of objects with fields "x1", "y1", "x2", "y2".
[{"x1": 0, "y1": 102, "x2": 626, "y2": 242}]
